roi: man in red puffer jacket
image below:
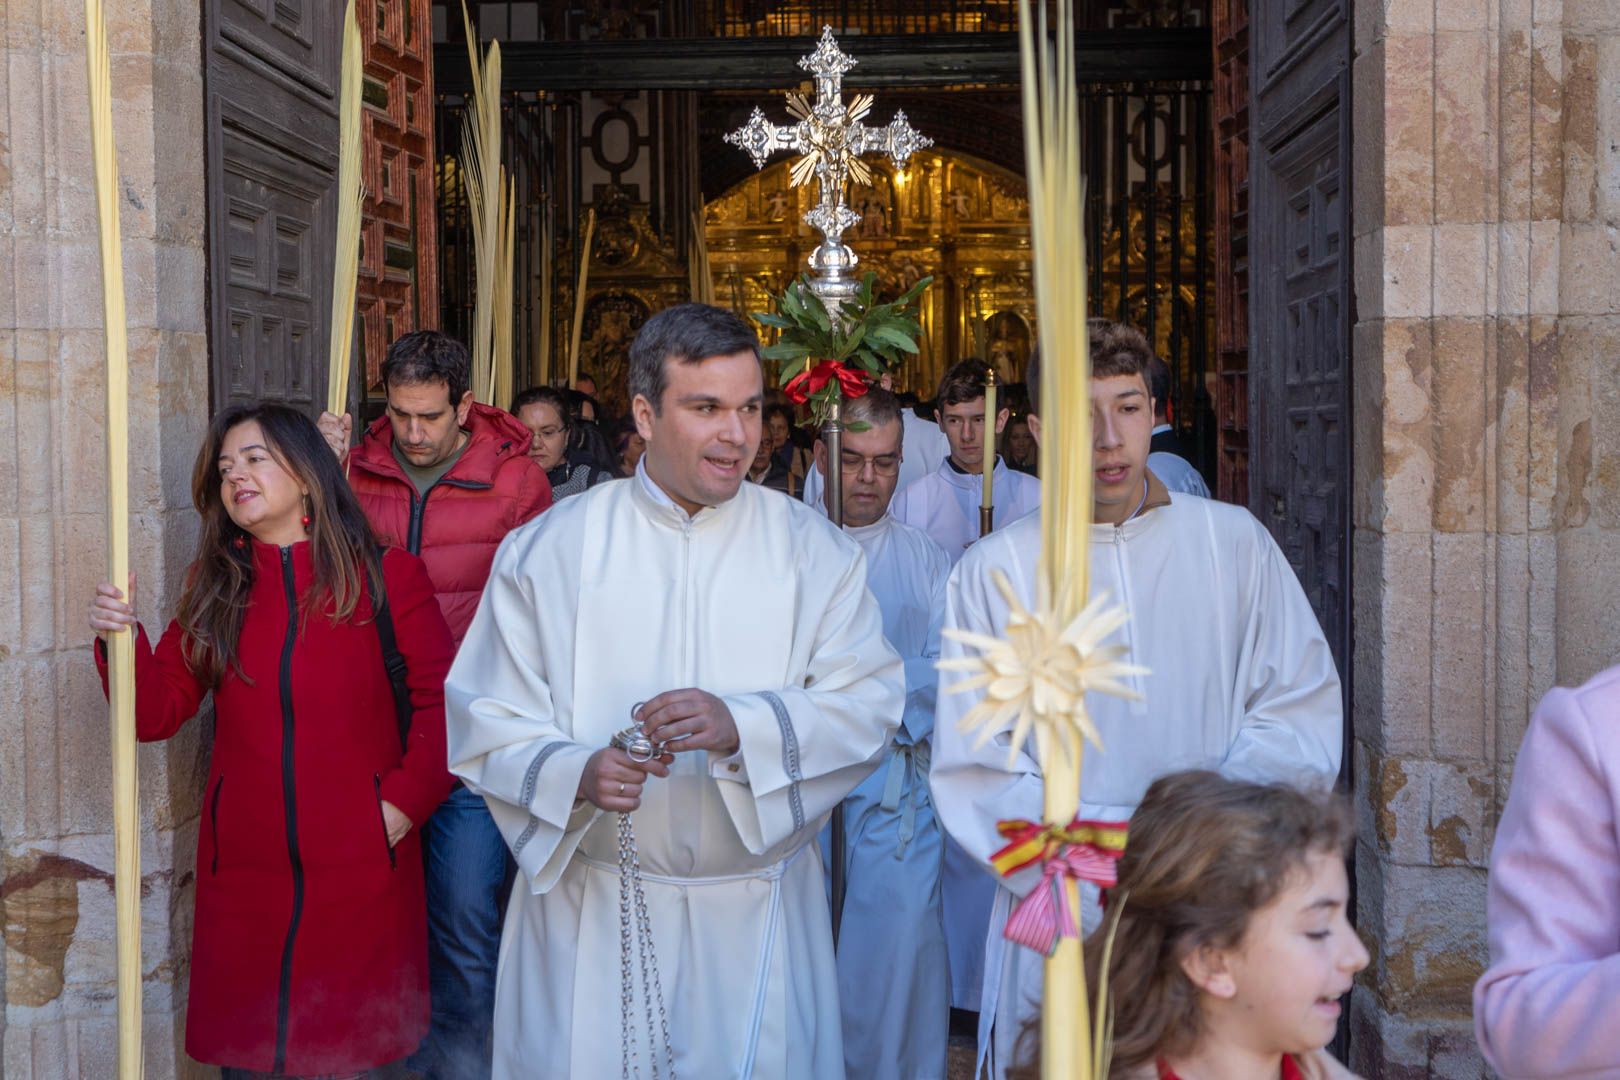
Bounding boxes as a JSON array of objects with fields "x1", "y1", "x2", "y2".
[{"x1": 320, "y1": 329, "x2": 550, "y2": 1079}]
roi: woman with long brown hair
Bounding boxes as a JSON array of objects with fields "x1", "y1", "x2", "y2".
[{"x1": 89, "y1": 403, "x2": 455, "y2": 1078}]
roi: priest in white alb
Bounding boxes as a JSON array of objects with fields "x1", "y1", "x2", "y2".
[
  {"x1": 931, "y1": 323, "x2": 1343, "y2": 1079},
  {"x1": 814, "y1": 387, "x2": 952, "y2": 1080},
  {"x1": 445, "y1": 304, "x2": 905, "y2": 1079}
]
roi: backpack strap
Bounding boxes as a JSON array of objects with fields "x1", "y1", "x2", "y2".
[{"x1": 365, "y1": 547, "x2": 413, "y2": 752}]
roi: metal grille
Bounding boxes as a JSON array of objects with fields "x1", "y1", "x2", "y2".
[
  {"x1": 1082, "y1": 81, "x2": 1214, "y2": 482},
  {"x1": 435, "y1": 92, "x2": 565, "y2": 398}
]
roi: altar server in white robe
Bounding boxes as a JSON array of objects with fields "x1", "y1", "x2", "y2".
[
  {"x1": 812, "y1": 388, "x2": 952, "y2": 1080},
  {"x1": 890, "y1": 358, "x2": 1041, "y2": 568},
  {"x1": 446, "y1": 303, "x2": 905, "y2": 1080},
  {"x1": 888, "y1": 358, "x2": 1040, "y2": 1014},
  {"x1": 931, "y1": 324, "x2": 1343, "y2": 1079}
]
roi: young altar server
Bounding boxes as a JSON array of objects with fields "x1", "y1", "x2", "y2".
[
  {"x1": 932, "y1": 323, "x2": 1343, "y2": 1078},
  {"x1": 814, "y1": 387, "x2": 952, "y2": 1080},
  {"x1": 1010, "y1": 770, "x2": 1367, "y2": 1080},
  {"x1": 891, "y1": 358, "x2": 1042, "y2": 567},
  {"x1": 445, "y1": 304, "x2": 905, "y2": 1079}
]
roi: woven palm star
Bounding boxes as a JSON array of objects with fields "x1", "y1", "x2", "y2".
[{"x1": 940, "y1": 571, "x2": 1148, "y2": 771}]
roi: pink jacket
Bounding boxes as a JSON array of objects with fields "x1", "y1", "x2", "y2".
[{"x1": 1474, "y1": 664, "x2": 1620, "y2": 1078}]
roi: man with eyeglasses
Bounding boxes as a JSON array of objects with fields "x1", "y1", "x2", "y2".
[{"x1": 813, "y1": 387, "x2": 953, "y2": 1080}]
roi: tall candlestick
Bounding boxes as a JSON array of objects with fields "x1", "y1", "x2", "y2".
[{"x1": 980, "y1": 365, "x2": 998, "y2": 536}]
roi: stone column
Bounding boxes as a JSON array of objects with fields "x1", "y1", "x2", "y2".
[
  {"x1": 1, "y1": 1, "x2": 209, "y2": 1075},
  {"x1": 1351, "y1": 0, "x2": 1620, "y2": 1074}
]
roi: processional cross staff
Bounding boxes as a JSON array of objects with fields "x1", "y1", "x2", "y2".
[{"x1": 725, "y1": 27, "x2": 932, "y2": 944}]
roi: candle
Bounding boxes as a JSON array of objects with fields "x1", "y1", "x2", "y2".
[{"x1": 981, "y1": 366, "x2": 998, "y2": 528}]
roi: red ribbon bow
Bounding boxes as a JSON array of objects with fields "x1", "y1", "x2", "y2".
[
  {"x1": 990, "y1": 817, "x2": 1128, "y2": 956},
  {"x1": 784, "y1": 360, "x2": 869, "y2": 404}
]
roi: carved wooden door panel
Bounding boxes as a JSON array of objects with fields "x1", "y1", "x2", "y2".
[
  {"x1": 357, "y1": 0, "x2": 439, "y2": 401},
  {"x1": 204, "y1": 0, "x2": 341, "y2": 414},
  {"x1": 1211, "y1": 0, "x2": 1250, "y2": 507},
  {"x1": 1249, "y1": 0, "x2": 1352, "y2": 683}
]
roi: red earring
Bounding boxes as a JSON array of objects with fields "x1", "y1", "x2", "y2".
[
  {"x1": 232, "y1": 535, "x2": 246, "y2": 550},
  {"x1": 301, "y1": 514, "x2": 311, "y2": 531}
]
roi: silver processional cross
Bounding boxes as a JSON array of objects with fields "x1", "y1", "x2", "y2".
[{"x1": 725, "y1": 26, "x2": 932, "y2": 303}]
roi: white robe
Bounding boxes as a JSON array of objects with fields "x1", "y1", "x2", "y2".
[
  {"x1": 931, "y1": 486, "x2": 1343, "y2": 1078},
  {"x1": 890, "y1": 458, "x2": 1042, "y2": 567},
  {"x1": 446, "y1": 468, "x2": 905, "y2": 1080},
  {"x1": 801, "y1": 409, "x2": 952, "y2": 516},
  {"x1": 819, "y1": 515, "x2": 952, "y2": 1080},
  {"x1": 888, "y1": 455, "x2": 1040, "y2": 1010},
  {"x1": 1147, "y1": 450, "x2": 1211, "y2": 497}
]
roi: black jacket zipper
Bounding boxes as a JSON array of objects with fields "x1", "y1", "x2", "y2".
[
  {"x1": 209, "y1": 776, "x2": 224, "y2": 875},
  {"x1": 374, "y1": 773, "x2": 397, "y2": 869},
  {"x1": 272, "y1": 548, "x2": 305, "y2": 1075},
  {"x1": 405, "y1": 476, "x2": 494, "y2": 555}
]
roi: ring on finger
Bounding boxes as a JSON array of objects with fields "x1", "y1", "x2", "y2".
[{"x1": 618, "y1": 782, "x2": 625, "y2": 795}]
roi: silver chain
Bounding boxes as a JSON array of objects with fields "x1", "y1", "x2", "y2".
[{"x1": 610, "y1": 720, "x2": 677, "y2": 1080}]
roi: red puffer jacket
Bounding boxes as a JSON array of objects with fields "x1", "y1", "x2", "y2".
[
  {"x1": 348, "y1": 402, "x2": 551, "y2": 645},
  {"x1": 95, "y1": 542, "x2": 455, "y2": 1074}
]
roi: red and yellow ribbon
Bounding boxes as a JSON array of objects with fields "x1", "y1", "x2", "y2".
[{"x1": 991, "y1": 817, "x2": 1128, "y2": 956}]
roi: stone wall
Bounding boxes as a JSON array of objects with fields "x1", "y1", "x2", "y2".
[
  {"x1": 1350, "y1": 0, "x2": 1620, "y2": 1074},
  {"x1": 0, "y1": 0, "x2": 210, "y2": 1074}
]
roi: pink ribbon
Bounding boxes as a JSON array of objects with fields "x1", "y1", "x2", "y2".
[{"x1": 1002, "y1": 842, "x2": 1121, "y2": 956}]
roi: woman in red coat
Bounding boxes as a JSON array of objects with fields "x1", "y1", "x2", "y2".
[{"x1": 89, "y1": 404, "x2": 455, "y2": 1077}]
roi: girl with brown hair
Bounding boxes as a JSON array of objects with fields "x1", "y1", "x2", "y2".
[
  {"x1": 1017, "y1": 770, "x2": 1369, "y2": 1080},
  {"x1": 88, "y1": 404, "x2": 455, "y2": 1078}
]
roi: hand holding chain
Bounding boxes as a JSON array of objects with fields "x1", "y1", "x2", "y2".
[{"x1": 610, "y1": 712, "x2": 676, "y2": 1079}]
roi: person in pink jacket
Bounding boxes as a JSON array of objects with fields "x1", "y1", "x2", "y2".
[{"x1": 1475, "y1": 664, "x2": 1620, "y2": 1077}]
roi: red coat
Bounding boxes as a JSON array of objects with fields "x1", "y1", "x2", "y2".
[
  {"x1": 348, "y1": 403, "x2": 551, "y2": 645},
  {"x1": 96, "y1": 542, "x2": 455, "y2": 1074}
]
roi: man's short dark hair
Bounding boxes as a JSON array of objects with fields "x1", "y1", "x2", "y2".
[
  {"x1": 843, "y1": 387, "x2": 904, "y2": 436},
  {"x1": 935, "y1": 359, "x2": 994, "y2": 411},
  {"x1": 628, "y1": 303, "x2": 761, "y2": 413},
  {"x1": 1091, "y1": 321, "x2": 1154, "y2": 383},
  {"x1": 510, "y1": 385, "x2": 571, "y2": 430},
  {"x1": 382, "y1": 330, "x2": 471, "y2": 406},
  {"x1": 763, "y1": 402, "x2": 797, "y2": 431}
]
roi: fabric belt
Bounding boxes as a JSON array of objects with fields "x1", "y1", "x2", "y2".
[{"x1": 878, "y1": 738, "x2": 931, "y2": 859}]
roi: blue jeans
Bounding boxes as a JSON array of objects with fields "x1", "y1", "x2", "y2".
[{"x1": 407, "y1": 784, "x2": 515, "y2": 1079}]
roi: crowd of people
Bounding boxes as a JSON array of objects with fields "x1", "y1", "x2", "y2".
[{"x1": 83, "y1": 306, "x2": 1614, "y2": 1080}]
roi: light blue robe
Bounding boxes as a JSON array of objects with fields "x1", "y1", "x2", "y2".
[{"x1": 820, "y1": 514, "x2": 952, "y2": 1080}]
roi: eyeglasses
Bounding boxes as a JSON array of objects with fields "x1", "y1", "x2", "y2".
[
  {"x1": 839, "y1": 451, "x2": 900, "y2": 477},
  {"x1": 532, "y1": 425, "x2": 566, "y2": 440}
]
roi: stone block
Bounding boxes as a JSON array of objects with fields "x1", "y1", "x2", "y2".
[
  {"x1": 1497, "y1": 29, "x2": 1535, "y2": 222},
  {"x1": 1353, "y1": 530, "x2": 1434, "y2": 755},
  {"x1": 1434, "y1": 32, "x2": 1496, "y2": 223},
  {"x1": 1431, "y1": 532, "x2": 1490, "y2": 759},
  {"x1": 1436, "y1": 0, "x2": 1492, "y2": 32},
  {"x1": 1431, "y1": 317, "x2": 1489, "y2": 530},
  {"x1": 0, "y1": 331, "x2": 16, "y2": 513},
  {"x1": 1354, "y1": 229, "x2": 1387, "y2": 321},
  {"x1": 1565, "y1": 0, "x2": 1620, "y2": 30},
  {"x1": 1432, "y1": 225, "x2": 1490, "y2": 317},
  {"x1": 1495, "y1": 220, "x2": 1531, "y2": 316},
  {"x1": 1560, "y1": 35, "x2": 1597, "y2": 222},
  {"x1": 1382, "y1": 224, "x2": 1435, "y2": 318},
  {"x1": 1524, "y1": 27, "x2": 1563, "y2": 222},
  {"x1": 1559, "y1": 222, "x2": 1620, "y2": 316},
  {"x1": 1360, "y1": 860, "x2": 1489, "y2": 1012},
  {"x1": 1351, "y1": 40, "x2": 1387, "y2": 236},
  {"x1": 1357, "y1": 745, "x2": 1432, "y2": 863},
  {"x1": 1383, "y1": 34, "x2": 1437, "y2": 226},
  {"x1": 1350, "y1": 991, "x2": 1487, "y2": 1079},
  {"x1": 1526, "y1": 315, "x2": 1560, "y2": 532},
  {"x1": 1556, "y1": 525, "x2": 1620, "y2": 686},
  {"x1": 153, "y1": 242, "x2": 205, "y2": 334},
  {"x1": 1384, "y1": 0, "x2": 1435, "y2": 37},
  {"x1": 1491, "y1": 316, "x2": 1531, "y2": 533},
  {"x1": 1559, "y1": 315, "x2": 1620, "y2": 528},
  {"x1": 1528, "y1": 217, "x2": 1561, "y2": 315},
  {"x1": 17, "y1": 514, "x2": 58, "y2": 657}
]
